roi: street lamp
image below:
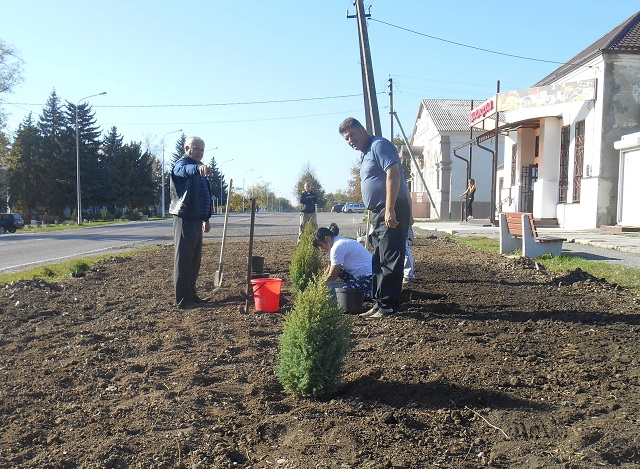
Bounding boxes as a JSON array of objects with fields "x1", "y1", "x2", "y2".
[
  {"x1": 242, "y1": 168, "x2": 254, "y2": 213},
  {"x1": 161, "y1": 129, "x2": 183, "y2": 218},
  {"x1": 76, "y1": 91, "x2": 106, "y2": 225},
  {"x1": 218, "y1": 158, "x2": 233, "y2": 214}
]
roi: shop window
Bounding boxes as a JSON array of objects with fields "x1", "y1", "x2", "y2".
[
  {"x1": 559, "y1": 125, "x2": 570, "y2": 203},
  {"x1": 573, "y1": 121, "x2": 585, "y2": 202}
]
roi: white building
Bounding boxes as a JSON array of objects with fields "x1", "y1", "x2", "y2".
[
  {"x1": 409, "y1": 11, "x2": 640, "y2": 229},
  {"x1": 406, "y1": 99, "x2": 505, "y2": 221}
]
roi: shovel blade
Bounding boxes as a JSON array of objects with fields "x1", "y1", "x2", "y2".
[{"x1": 214, "y1": 271, "x2": 223, "y2": 287}]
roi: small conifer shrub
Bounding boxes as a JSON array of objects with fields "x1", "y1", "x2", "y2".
[
  {"x1": 289, "y1": 221, "x2": 322, "y2": 295},
  {"x1": 276, "y1": 278, "x2": 353, "y2": 398}
]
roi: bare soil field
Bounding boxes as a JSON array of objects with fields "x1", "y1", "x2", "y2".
[{"x1": 1, "y1": 235, "x2": 639, "y2": 468}]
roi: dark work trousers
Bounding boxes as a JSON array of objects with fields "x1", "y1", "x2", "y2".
[
  {"x1": 370, "y1": 198, "x2": 410, "y2": 312},
  {"x1": 173, "y1": 216, "x2": 203, "y2": 306},
  {"x1": 466, "y1": 196, "x2": 474, "y2": 217}
]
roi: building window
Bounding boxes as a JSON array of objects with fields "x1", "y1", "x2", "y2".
[
  {"x1": 559, "y1": 125, "x2": 570, "y2": 203},
  {"x1": 573, "y1": 121, "x2": 585, "y2": 203},
  {"x1": 511, "y1": 144, "x2": 517, "y2": 186}
]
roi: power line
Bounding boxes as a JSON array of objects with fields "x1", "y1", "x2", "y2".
[
  {"x1": 101, "y1": 109, "x2": 365, "y2": 127},
  {"x1": 4, "y1": 93, "x2": 370, "y2": 109},
  {"x1": 370, "y1": 18, "x2": 567, "y2": 65}
]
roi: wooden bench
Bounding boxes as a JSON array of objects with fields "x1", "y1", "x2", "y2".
[{"x1": 499, "y1": 212, "x2": 566, "y2": 258}]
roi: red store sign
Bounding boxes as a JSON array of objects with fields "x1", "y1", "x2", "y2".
[{"x1": 470, "y1": 96, "x2": 496, "y2": 126}]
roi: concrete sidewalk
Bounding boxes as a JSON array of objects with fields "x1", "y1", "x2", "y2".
[{"x1": 413, "y1": 220, "x2": 640, "y2": 255}]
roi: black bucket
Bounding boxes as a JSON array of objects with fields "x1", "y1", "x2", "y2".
[
  {"x1": 250, "y1": 256, "x2": 265, "y2": 273},
  {"x1": 335, "y1": 288, "x2": 365, "y2": 314},
  {"x1": 251, "y1": 272, "x2": 270, "y2": 280}
]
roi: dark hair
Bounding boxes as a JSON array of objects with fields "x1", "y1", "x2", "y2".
[
  {"x1": 312, "y1": 223, "x2": 340, "y2": 247},
  {"x1": 338, "y1": 117, "x2": 363, "y2": 134}
]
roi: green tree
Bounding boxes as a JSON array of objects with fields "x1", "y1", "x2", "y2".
[
  {"x1": 294, "y1": 163, "x2": 327, "y2": 210},
  {"x1": 289, "y1": 221, "x2": 322, "y2": 295},
  {"x1": 277, "y1": 275, "x2": 353, "y2": 398},
  {"x1": 66, "y1": 100, "x2": 103, "y2": 214},
  {"x1": 206, "y1": 156, "x2": 226, "y2": 209},
  {"x1": 394, "y1": 134, "x2": 412, "y2": 183},
  {"x1": 247, "y1": 181, "x2": 274, "y2": 211},
  {"x1": 6, "y1": 114, "x2": 40, "y2": 221},
  {"x1": 111, "y1": 142, "x2": 156, "y2": 217},
  {"x1": 170, "y1": 133, "x2": 187, "y2": 167},
  {"x1": 346, "y1": 160, "x2": 361, "y2": 201},
  {"x1": 324, "y1": 190, "x2": 349, "y2": 209},
  {"x1": 101, "y1": 126, "x2": 124, "y2": 213},
  {"x1": 37, "y1": 90, "x2": 68, "y2": 216}
]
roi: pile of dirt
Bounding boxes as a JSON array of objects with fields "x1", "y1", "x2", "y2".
[{"x1": 1, "y1": 236, "x2": 639, "y2": 468}]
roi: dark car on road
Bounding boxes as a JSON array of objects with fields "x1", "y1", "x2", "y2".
[
  {"x1": 0, "y1": 213, "x2": 25, "y2": 233},
  {"x1": 331, "y1": 204, "x2": 344, "y2": 213}
]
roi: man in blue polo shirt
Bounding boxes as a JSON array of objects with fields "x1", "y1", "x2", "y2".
[{"x1": 339, "y1": 117, "x2": 411, "y2": 319}]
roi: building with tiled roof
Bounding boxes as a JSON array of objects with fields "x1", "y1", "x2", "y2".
[
  {"x1": 406, "y1": 99, "x2": 506, "y2": 219},
  {"x1": 409, "y1": 11, "x2": 640, "y2": 228}
]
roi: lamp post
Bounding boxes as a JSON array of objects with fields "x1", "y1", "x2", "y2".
[
  {"x1": 76, "y1": 91, "x2": 106, "y2": 225},
  {"x1": 161, "y1": 129, "x2": 183, "y2": 218},
  {"x1": 218, "y1": 158, "x2": 233, "y2": 214},
  {"x1": 242, "y1": 168, "x2": 254, "y2": 212}
]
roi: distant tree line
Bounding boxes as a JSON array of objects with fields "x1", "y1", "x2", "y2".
[{"x1": 2, "y1": 90, "x2": 162, "y2": 222}]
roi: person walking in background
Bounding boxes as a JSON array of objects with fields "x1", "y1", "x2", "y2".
[
  {"x1": 169, "y1": 136, "x2": 213, "y2": 310},
  {"x1": 460, "y1": 178, "x2": 477, "y2": 220},
  {"x1": 313, "y1": 223, "x2": 373, "y2": 298},
  {"x1": 403, "y1": 227, "x2": 416, "y2": 284},
  {"x1": 298, "y1": 181, "x2": 318, "y2": 243},
  {"x1": 339, "y1": 117, "x2": 411, "y2": 319}
]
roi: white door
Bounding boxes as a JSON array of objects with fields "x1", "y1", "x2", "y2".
[{"x1": 620, "y1": 149, "x2": 640, "y2": 226}]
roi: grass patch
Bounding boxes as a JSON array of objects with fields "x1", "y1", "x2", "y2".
[
  {"x1": 452, "y1": 235, "x2": 640, "y2": 294},
  {"x1": 0, "y1": 248, "x2": 155, "y2": 284},
  {"x1": 22, "y1": 218, "x2": 161, "y2": 233},
  {"x1": 453, "y1": 235, "x2": 500, "y2": 253}
]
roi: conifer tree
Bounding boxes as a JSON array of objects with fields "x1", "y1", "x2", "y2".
[
  {"x1": 170, "y1": 133, "x2": 187, "y2": 167},
  {"x1": 37, "y1": 90, "x2": 67, "y2": 216},
  {"x1": 101, "y1": 127, "x2": 124, "y2": 213},
  {"x1": 65, "y1": 100, "x2": 103, "y2": 214},
  {"x1": 6, "y1": 114, "x2": 40, "y2": 220},
  {"x1": 111, "y1": 142, "x2": 156, "y2": 217}
]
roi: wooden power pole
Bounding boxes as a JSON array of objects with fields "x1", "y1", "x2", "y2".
[{"x1": 348, "y1": 0, "x2": 382, "y2": 137}]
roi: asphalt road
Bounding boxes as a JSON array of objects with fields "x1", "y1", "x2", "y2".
[
  {"x1": 2, "y1": 212, "x2": 638, "y2": 273},
  {"x1": 0, "y1": 212, "x2": 369, "y2": 274}
]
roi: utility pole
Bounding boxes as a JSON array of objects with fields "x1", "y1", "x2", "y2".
[
  {"x1": 348, "y1": 0, "x2": 382, "y2": 137},
  {"x1": 491, "y1": 81, "x2": 501, "y2": 225},
  {"x1": 388, "y1": 77, "x2": 394, "y2": 139}
]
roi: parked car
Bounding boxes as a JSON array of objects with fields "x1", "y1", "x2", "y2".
[
  {"x1": 342, "y1": 202, "x2": 366, "y2": 213},
  {"x1": 0, "y1": 213, "x2": 25, "y2": 233},
  {"x1": 331, "y1": 204, "x2": 344, "y2": 213}
]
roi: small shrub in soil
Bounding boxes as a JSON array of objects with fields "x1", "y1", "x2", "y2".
[
  {"x1": 69, "y1": 260, "x2": 90, "y2": 278},
  {"x1": 276, "y1": 278, "x2": 353, "y2": 398},
  {"x1": 289, "y1": 221, "x2": 321, "y2": 295}
]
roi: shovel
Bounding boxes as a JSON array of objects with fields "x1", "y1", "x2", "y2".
[
  {"x1": 240, "y1": 198, "x2": 257, "y2": 313},
  {"x1": 213, "y1": 179, "x2": 233, "y2": 289}
]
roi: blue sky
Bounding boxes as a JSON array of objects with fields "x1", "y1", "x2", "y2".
[{"x1": 1, "y1": 1, "x2": 637, "y2": 204}]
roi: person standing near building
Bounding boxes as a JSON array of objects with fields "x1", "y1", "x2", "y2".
[
  {"x1": 339, "y1": 117, "x2": 411, "y2": 319},
  {"x1": 298, "y1": 181, "x2": 318, "y2": 243},
  {"x1": 460, "y1": 178, "x2": 477, "y2": 220},
  {"x1": 169, "y1": 136, "x2": 213, "y2": 309}
]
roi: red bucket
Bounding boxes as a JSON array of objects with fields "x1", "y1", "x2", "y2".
[{"x1": 250, "y1": 278, "x2": 282, "y2": 312}]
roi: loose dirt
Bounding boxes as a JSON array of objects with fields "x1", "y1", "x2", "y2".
[{"x1": 1, "y1": 235, "x2": 639, "y2": 468}]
